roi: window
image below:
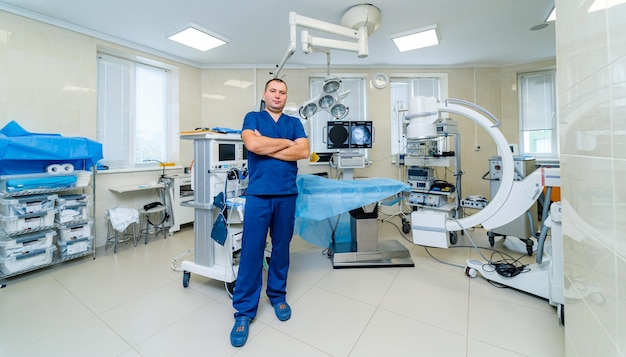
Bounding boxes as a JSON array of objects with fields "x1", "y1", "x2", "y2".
[
  {"x1": 307, "y1": 75, "x2": 367, "y2": 160},
  {"x1": 97, "y1": 53, "x2": 178, "y2": 168},
  {"x1": 389, "y1": 74, "x2": 448, "y2": 160},
  {"x1": 518, "y1": 70, "x2": 558, "y2": 160}
]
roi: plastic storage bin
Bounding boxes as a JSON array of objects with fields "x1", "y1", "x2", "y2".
[
  {"x1": 58, "y1": 221, "x2": 92, "y2": 241},
  {"x1": 56, "y1": 194, "x2": 90, "y2": 223},
  {"x1": 56, "y1": 203, "x2": 90, "y2": 224},
  {"x1": 0, "y1": 229, "x2": 55, "y2": 257},
  {"x1": 57, "y1": 235, "x2": 92, "y2": 258},
  {"x1": 56, "y1": 194, "x2": 89, "y2": 208},
  {"x1": 0, "y1": 172, "x2": 79, "y2": 195},
  {"x1": 0, "y1": 194, "x2": 58, "y2": 216},
  {"x1": 0, "y1": 246, "x2": 56, "y2": 275},
  {"x1": 0, "y1": 210, "x2": 56, "y2": 235}
]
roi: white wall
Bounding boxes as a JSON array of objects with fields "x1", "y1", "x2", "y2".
[
  {"x1": 555, "y1": 0, "x2": 626, "y2": 355},
  {"x1": 0, "y1": 11, "x2": 201, "y2": 244},
  {"x1": 0, "y1": 9, "x2": 556, "y2": 249}
]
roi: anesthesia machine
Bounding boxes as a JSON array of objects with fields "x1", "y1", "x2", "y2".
[{"x1": 179, "y1": 132, "x2": 247, "y2": 294}]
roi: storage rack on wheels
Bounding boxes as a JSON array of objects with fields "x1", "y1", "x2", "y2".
[
  {"x1": 405, "y1": 126, "x2": 463, "y2": 247},
  {"x1": 0, "y1": 165, "x2": 96, "y2": 286}
]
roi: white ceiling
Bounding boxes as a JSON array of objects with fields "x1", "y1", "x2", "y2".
[{"x1": 0, "y1": 0, "x2": 556, "y2": 69}]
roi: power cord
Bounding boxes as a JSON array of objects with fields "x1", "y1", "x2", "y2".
[
  {"x1": 386, "y1": 214, "x2": 532, "y2": 279},
  {"x1": 170, "y1": 248, "x2": 194, "y2": 272},
  {"x1": 485, "y1": 250, "x2": 529, "y2": 278}
]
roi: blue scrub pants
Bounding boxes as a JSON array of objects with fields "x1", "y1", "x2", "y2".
[{"x1": 233, "y1": 194, "x2": 297, "y2": 319}]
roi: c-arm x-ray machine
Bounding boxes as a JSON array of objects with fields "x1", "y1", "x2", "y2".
[{"x1": 408, "y1": 97, "x2": 564, "y2": 324}]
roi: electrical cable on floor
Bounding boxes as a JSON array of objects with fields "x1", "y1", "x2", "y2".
[
  {"x1": 423, "y1": 246, "x2": 465, "y2": 269},
  {"x1": 448, "y1": 217, "x2": 529, "y2": 277},
  {"x1": 381, "y1": 214, "x2": 530, "y2": 278},
  {"x1": 171, "y1": 248, "x2": 194, "y2": 272},
  {"x1": 323, "y1": 214, "x2": 342, "y2": 258},
  {"x1": 378, "y1": 215, "x2": 413, "y2": 245}
]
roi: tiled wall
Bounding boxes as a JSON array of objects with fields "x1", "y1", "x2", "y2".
[{"x1": 555, "y1": 0, "x2": 626, "y2": 355}]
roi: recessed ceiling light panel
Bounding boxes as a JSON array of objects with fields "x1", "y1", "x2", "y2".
[
  {"x1": 167, "y1": 24, "x2": 228, "y2": 51},
  {"x1": 392, "y1": 25, "x2": 439, "y2": 52}
]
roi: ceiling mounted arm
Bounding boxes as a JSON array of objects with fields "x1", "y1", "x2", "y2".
[{"x1": 274, "y1": 5, "x2": 381, "y2": 78}]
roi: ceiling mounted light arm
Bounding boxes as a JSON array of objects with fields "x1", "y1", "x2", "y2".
[
  {"x1": 336, "y1": 90, "x2": 351, "y2": 100},
  {"x1": 325, "y1": 50, "x2": 331, "y2": 76},
  {"x1": 301, "y1": 29, "x2": 365, "y2": 55},
  {"x1": 292, "y1": 12, "x2": 361, "y2": 41},
  {"x1": 273, "y1": 47, "x2": 295, "y2": 79},
  {"x1": 274, "y1": 6, "x2": 380, "y2": 78}
]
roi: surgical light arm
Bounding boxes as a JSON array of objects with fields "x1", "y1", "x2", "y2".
[{"x1": 274, "y1": 11, "x2": 369, "y2": 78}]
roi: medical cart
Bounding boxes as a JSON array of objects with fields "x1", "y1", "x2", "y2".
[{"x1": 179, "y1": 132, "x2": 246, "y2": 294}]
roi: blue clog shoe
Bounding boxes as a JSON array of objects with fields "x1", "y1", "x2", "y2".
[
  {"x1": 230, "y1": 316, "x2": 250, "y2": 347},
  {"x1": 273, "y1": 302, "x2": 291, "y2": 321}
]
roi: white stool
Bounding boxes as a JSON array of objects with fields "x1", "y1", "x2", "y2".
[
  {"x1": 138, "y1": 205, "x2": 168, "y2": 244},
  {"x1": 105, "y1": 208, "x2": 139, "y2": 254}
]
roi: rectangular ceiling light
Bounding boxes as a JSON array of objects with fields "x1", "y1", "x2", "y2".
[
  {"x1": 168, "y1": 24, "x2": 227, "y2": 51},
  {"x1": 392, "y1": 25, "x2": 439, "y2": 52}
]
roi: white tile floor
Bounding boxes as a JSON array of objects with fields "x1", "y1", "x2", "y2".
[{"x1": 0, "y1": 218, "x2": 564, "y2": 357}]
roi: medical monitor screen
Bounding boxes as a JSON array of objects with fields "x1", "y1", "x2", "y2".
[
  {"x1": 218, "y1": 143, "x2": 236, "y2": 161},
  {"x1": 349, "y1": 121, "x2": 373, "y2": 148},
  {"x1": 327, "y1": 121, "x2": 350, "y2": 149}
]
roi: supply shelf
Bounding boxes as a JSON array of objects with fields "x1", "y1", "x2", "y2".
[{"x1": 0, "y1": 167, "x2": 96, "y2": 282}]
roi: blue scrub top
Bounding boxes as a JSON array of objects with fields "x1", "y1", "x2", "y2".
[{"x1": 242, "y1": 111, "x2": 307, "y2": 195}]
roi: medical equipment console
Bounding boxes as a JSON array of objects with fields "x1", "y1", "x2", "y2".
[{"x1": 179, "y1": 132, "x2": 246, "y2": 294}]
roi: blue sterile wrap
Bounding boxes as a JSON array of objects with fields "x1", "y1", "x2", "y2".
[
  {"x1": 0, "y1": 121, "x2": 103, "y2": 175},
  {"x1": 294, "y1": 174, "x2": 410, "y2": 247}
]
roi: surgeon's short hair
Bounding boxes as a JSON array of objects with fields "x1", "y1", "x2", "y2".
[{"x1": 265, "y1": 78, "x2": 287, "y2": 91}]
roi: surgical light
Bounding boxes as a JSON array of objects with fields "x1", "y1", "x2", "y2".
[
  {"x1": 167, "y1": 24, "x2": 228, "y2": 51},
  {"x1": 330, "y1": 103, "x2": 349, "y2": 119},
  {"x1": 391, "y1": 25, "x2": 439, "y2": 52},
  {"x1": 299, "y1": 102, "x2": 318, "y2": 118},
  {"x1": 323, "y1": 77, "x2": 342, "y2": 93},
  {"x1": 298, "y1": 76, "x2": 350, "y2": 119},
  {"x1": 318, "y1": 95, "x2": 334, "y2": 108}
]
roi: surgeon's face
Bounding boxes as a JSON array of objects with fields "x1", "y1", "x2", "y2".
[{"x1": 263, "y1": 80, "x2": 287, "y2": 114}]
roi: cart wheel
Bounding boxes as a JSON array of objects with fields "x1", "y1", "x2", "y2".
[
  {"x1": 464, "y1": 266, "x2": 477, "y2": 278},
  {"x1": 182, "y1": 271, "x2": 190, "y2": 288},
  {"x1": 525, "y1": 240, "x2": 534, "y2": 256},
  {"x1": 449, "y1": 232, "x2": 458, "y2": 245},
  {"x1": 557, "y1": 304, "x2": 565, "y2": 326},
  {"x1": 487, "y1": 232, "x2": 496, "y2": 247},
  {"x1": 226, "y1": 280, "x2": 236, "y2": 298},
  {"x1": 402, "y1": 221, "x2": 411, "y2": 234}
]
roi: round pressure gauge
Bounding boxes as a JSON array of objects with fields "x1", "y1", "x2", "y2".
[{"x1": 372, "y1": 72, "x2": 389, "y2": 89}]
